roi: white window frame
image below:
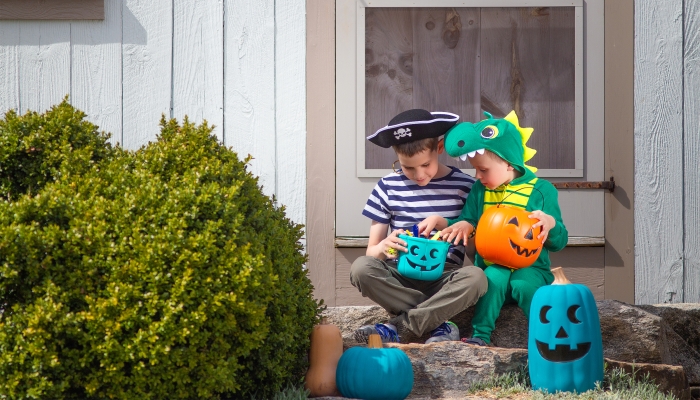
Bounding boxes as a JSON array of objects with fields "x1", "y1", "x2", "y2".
[{"x1": 351, "y1": 0, "x2": 584, "y2": 178}]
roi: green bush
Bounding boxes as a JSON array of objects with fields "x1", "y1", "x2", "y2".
[
  {"x1": 0, "y1": 103, "x2": 321, "y2": 399},
  {"x1": 0, "y1": 98, "x2": 114, "y2": 200}
]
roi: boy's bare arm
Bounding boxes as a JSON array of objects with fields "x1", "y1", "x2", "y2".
[{"x1": 366, "y1": 220, "x2": 407, "y2": 260}]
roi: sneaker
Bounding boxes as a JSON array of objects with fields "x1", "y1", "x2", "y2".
[
  {"x1": 461, "y1": 337, "x2": 488, "y2": 346},
  {"x1": 353, "y1": 323, "x2": 400, "y2": 344},
  {"x1": 425, "y1": 321, "x2": 460, "y2": 344}
]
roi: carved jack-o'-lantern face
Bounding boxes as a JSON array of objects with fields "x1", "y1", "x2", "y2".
[
  {"x1": 475, "y1": 205, "x2": 543, "y2": 269},
  {"x1": 405, "y1": 243, "x2": 443, "y2": 272}
]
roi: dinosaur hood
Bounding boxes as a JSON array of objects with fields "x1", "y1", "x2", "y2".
[{"x1": 443, "y1": 110, "x2": 537, "y2": 176}]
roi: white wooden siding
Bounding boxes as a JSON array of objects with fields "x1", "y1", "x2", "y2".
[
  {"x1": 0, "y1": 0, "x2": 306, "y2": 226},
  {"x1": 173, "y1": 0, "x2": 224, "y2": 142},
  {"x1": 71, "y1": 0, "x2": 122, "y2": 145},
  {"x1": 684, "y1": 0, "x2": 700, "y2": 302},
  {"x1": 635, "y1": 0, "x2": 690, "y2": 303},
  {"x1": 19, "y1": 21, "x2": 71, "y2": 114}
]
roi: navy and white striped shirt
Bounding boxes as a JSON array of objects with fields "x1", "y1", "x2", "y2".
[{"x1": 362, "y1": 166, "x2": 476, "y2": 265}]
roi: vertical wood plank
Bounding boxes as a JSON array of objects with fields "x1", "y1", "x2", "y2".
[
  {"x1": 172, "y1": 0, "x2": 224, "y2": 141},
  {"x1": 412, "y1": 7, "x2": 480, "y2": 170},
  {"x1": 604, "y1": 0, "x2": 635, "y2": 303},
  {"x1": 307, "y1": 0, "x2": 336, "y2": 306},
  {"x1": 275, "y1": 0, "x2": 305, "y2": 225},
  {"x1": 364, "y1": 7, "x2": 413, "y2": 169},
  {"x1": 122, "y1": 0, "x2": 172, "y2": 149},
  {"x1": 684, "y1": 0, "x2": 700, "y2": 303},
  {"x1": 634, "y1": 0, "x2": 684, "y2": 304},
  {"x1": 71, "y1": 0, "x2": 123, "y2": 145},
  {"x1": 480, "y1": 7, "x2": 551, "y2": 169},
  {"x1": 0, "y1": 22, "x2": 20, "y2": 114},
  {"x1": 18, "y1": 21, "x2": 71, "y2": 114},
  {"x1": 224, "y1": 0, "x2": 276, "y2": 198}
]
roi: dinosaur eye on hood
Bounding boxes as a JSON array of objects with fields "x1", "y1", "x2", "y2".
[{"x1": 481, "y1": 125, "x2": 499, "y2": 139}]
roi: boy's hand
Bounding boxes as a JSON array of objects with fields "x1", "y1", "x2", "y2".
[
  {"x1": 529, "y1": 210, "x2": 556, "y2": 243},
  {"x1": 381, "y1": 229, "x2": 408, "y2": 259},
  {"x1": 441, "y1": 221, "x2": 474, "y2": 245},
  {"x1": 418, "y1": 216, "x2": 448, "y2": 238}
]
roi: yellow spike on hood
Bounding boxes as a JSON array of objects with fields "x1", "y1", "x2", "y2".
[
  {"x1": 504, "y1": 110, "x2": 536, "y2": 172},
  {"x1": 524, "y1": 146, "x2": 537, "y2": 162}
]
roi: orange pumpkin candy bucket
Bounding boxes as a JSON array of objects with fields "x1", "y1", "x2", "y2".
[{"x1": 475, "y1": 204, "x2": 543, "y2": 269}]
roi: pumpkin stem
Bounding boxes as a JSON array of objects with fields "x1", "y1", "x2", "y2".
[
  {"x1": 368, "y1": 334, "x2": 384, "y2": 349},
  {"x1": 551, "y1": 267, "x2": 571, "y2": 285}
]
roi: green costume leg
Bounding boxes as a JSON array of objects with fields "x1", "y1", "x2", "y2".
[
  {"x1": 471, "y1": 265, "x2": 513, "y2": 344},
  {"x1": 509, "y1": 267, "x2": 553, "y2": 319}
]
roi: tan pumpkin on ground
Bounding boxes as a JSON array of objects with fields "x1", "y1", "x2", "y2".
[{"x1": 305, "y1": 319, "x2": 343, "y2": 397}]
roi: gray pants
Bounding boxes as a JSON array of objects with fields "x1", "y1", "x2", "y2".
[{"x1": 350, "y1": 256, "x2": 488, "y2": 336}]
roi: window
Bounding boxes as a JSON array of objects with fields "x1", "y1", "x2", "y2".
[{"x1": 356, "y1": 2, "x2": 583, "y2": 177}]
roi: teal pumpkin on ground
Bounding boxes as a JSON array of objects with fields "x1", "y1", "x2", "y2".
[
  {"x1": 397, "y1": 234, "x2": 449, "y2": 281},
  {"x1": 336, "y1": 334, "x2": 414, "y2": 400},
  {"x1": 528, "y1": 268, "x2": 604, "y2": 393}
]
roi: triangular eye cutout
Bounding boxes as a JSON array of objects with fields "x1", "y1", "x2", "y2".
[
  {"x1": 507, "y1": 217, "x2": 519, "y2": 226},
  {"x1": 525, "y1": 229, "x2": 533, "y2": 240}
]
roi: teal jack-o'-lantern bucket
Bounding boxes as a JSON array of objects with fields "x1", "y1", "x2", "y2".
[
  {"x1": 396, "y1": 234, "x2": 449, "y2": 281},
  {"x1": 528, "y1": 267, "x2": 604, "y2": 393}
]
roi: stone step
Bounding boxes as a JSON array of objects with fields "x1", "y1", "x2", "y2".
[
  {"x1": 320, "y1": 301, "x2": 700, "y2": 399},
  {"x1": 322, "y1": 300, "x2": 700, "y2": 386}
]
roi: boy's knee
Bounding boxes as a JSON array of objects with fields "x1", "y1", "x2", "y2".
[
  {"x1": 451, "y1": 266, "x2": 488, "y2": 296},
  {"x1": 510, "y1": 280, "x2": 539, "y2": 302},
  {"x1": 349, "y1": 256, "x2": 381, "y2": 286}
]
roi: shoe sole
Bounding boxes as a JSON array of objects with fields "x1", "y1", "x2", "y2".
[{"x1": 353, "y1": 328, "x2": 373, "y2": 344}]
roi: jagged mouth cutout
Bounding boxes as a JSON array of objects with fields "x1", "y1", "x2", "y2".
[
  {"x1": 536, "y1": 340, "x2": 591, "y2": 362},
  {"x1": 406, "y1": 258, "x2": 442, "y2": 272}
]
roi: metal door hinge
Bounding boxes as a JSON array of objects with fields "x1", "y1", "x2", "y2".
[{"x1": 552, "y1": 177, "x2": 615, "y2": 192}]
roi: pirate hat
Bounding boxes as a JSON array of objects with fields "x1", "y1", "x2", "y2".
[{"x1": 367, "y1": 109, "x2": 460, "y2": 148}]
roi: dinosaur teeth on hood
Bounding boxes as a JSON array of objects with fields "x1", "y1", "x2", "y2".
[
  {"x1": 467, "y1": 151, "x2": 477, "y2": 158},
  {"x1": 476, "y1": 148, "x2": 485, "y2": 155},
  {"x1": 459, "y1": 154, "x2": 468, "y2": 161}
]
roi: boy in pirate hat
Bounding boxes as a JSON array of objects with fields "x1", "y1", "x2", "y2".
[{"x1": 351, "y1": 109, "x2": 488, "y2": 344}]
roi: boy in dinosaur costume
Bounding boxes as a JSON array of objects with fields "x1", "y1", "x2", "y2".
[{"x1": 419, "y1": 111, "x2": 568, "y2": 346}]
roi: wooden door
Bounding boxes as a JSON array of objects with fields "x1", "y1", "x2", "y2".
[{"x1": 335, "y1": 1, "x2": 606, "y2": 303}]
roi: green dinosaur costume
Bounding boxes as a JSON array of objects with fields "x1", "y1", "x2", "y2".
[{"x1": 443, "y1": 111, "x2": 568, "y2": 344}]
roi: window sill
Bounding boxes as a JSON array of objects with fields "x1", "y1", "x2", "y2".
[{"x1": 335, "y1": 236, "x2": 605, "y2": 248}]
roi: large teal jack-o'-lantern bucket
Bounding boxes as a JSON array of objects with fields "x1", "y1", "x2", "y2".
[
  {"x1": 528, "y1": 267, "x2": 603, "y2": 393},
  {"x1": 397, "y1": 234, "x2": 449, "y2": 281}
]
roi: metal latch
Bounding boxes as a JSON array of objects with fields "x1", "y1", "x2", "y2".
[{"x1": 552, "y1": 177, "x2": 615, "y2": 192}]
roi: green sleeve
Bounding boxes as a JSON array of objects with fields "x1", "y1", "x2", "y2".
[
  {"x1": 528, "y1": 179, "x2": 568, "y2": 252},
  {"x1": 447, "y1": 180, "x2": 484, "y2": 227}
]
